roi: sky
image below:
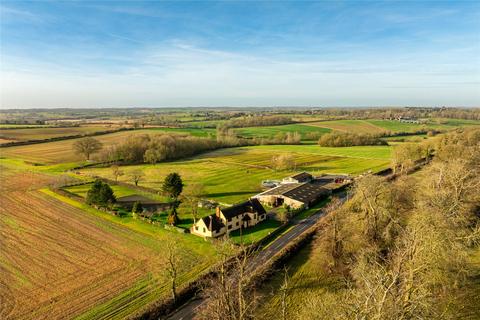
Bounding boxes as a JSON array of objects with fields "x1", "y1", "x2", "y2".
[{"x1": 1, "y1": 1, "x2": 479, "y2": 108}]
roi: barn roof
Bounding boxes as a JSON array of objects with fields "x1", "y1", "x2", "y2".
[
  {"x1": 255, "y1": 182, "x2": 329, "y2": 204},
  {"x1": 282, "y1": 183, "x2": 329, "y2": 204},
  {"x1": 289, "y1": 172, "x2": 313, "y2": 181}
]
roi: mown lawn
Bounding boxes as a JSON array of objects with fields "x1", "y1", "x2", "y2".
[
  {"x1": 64, "y1": 183, "x2": 166, "y2": 201},
  {"x1": 229, "y1": 219, "x2": 282, "y2": 245}
]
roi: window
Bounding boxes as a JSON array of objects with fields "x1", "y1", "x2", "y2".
[
  {"x1": 228, "y1": 225, "x2": 232, "y2": 230},
  {"x1": 203, "y1": 227, "x2": 206, "y2": 233},
  {"x1": 195, "y1": 226, "x2": 199, "y2": 231},
  {"x1": 236, "y1": 222, "x2": 239, "y2": 226},
  {"x1": 228, "y1": 217, "x2": 232, "y2": 222}
]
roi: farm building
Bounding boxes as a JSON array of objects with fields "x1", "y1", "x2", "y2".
[
  {"x1": 116, "y1": 194, "x2": 169, "y2": 218},
  {"x1": 253, "y1": 182, "x2": 330, "y2": 209},
  {"x1": 191, "y1": 198, "x2": 267, "y2": 238},
  {"x1": 282, "y1": 172, "x2": 313, "y2": 184}
]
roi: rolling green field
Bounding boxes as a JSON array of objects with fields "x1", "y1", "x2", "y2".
[
  {"x1": 146, "y1": 126, "x2": 216, "y2": 137},
  {"x1": 80, "y1": 145, "x2": 391, "y2": 205}
]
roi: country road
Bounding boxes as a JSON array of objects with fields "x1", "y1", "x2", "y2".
[{"x1": 166, "y1": 196, "x2": 345, "y2": 320}]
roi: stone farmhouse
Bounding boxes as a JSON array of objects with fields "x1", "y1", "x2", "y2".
[{"x1": 191, "y1": 198, "x2": 267, "y2": 238}]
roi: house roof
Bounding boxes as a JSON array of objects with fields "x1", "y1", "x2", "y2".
[
  {"x1": 201, "y1": 214, "x2": 225, "y2": 232},
  {"x1": 289, "y1": 172, "x2": 312, "y2": 181},
  {"x1": 220, "y1": 198, "x2": 266, "y2": 219}
]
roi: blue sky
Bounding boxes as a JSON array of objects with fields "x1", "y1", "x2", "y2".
[{"x1": 1, "y1": 1, "x2": 479, "y2": 108}]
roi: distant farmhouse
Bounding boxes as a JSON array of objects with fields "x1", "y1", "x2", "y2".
[
  {"x1": 191, "y1": 198, "x2": 267, "y2": 238},
  {"x1": 395, "y1": 116, "x2": 420, "y2": 124}
]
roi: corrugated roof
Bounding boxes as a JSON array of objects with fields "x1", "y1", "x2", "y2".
[
  {"x1": 283, "y1": 183, "x2": 329, "y2": 204},
  {"x1": 256, "y1": 182, "x2": 329, "y2": 204},
  {"x1": 289, "y1": 172, "x2": 313, "y2": 181}
]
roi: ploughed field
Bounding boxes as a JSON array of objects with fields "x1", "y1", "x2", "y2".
[
  {"x1": 0, "y1": 125, "x2": 118, "y2": 143},
  {"x1": 80, "y1": 145, "x2": 392, "y2": 205},
  {"x1": 0, "y1": 129, "x2": 155, "y2": 164},
  {"x1": 0, "y1": 164, "x2": 217, "y2": 320}
]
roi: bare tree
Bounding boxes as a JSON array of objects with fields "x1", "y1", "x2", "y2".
[
  {"x1": 111, "y1": 165, "x2": 124, "y2": 182},
  {"x1": 199, "y1": 242, "x2": 257, "y2": 320},
  {"x1": 279, "y1": 266, "x2": 290, "y2": 320},
  {"x1": 73, "y1": 137, "x2": 102, "y2": 160},
  {"x1": 182, "y1": 182, "x2": 205, "y2": 223},
  {"x1": 129, "y1": 169, "x2": 144, "y2": 186},
  {"x1": 271, "y1": 154, "x2": 295, "y2": 171},
  {"x1": 164, "y1": 239, "x2": 180, "y2": 303}
]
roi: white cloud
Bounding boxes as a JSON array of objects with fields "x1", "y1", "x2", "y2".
[{"x1": 1, "y1": 42, "x2": 479, "y2": 108}]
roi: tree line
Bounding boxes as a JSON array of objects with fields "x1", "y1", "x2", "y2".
[
  {"x1": 293, "y1": 127, "x2": 480, "y2": 319},
  {"x1": 304, "y1": 107, "x2": 480, "y2": 121},
  {"x1": 318, "y1": 131, "x2": 388, "y2": 147},
  {"x1": 224, "y1": 115, "x2": 294, "y2": 128},
  {"x1": 80, "y1": 131, "x2": 302, "y2": 164}
]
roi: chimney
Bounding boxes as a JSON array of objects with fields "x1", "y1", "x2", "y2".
[
  {"x1": 209, "y1": 216, "x2": 213, "y2": 231},
  {"x1": 215, "y1": 206, "x2": 221, "y2": 218}
]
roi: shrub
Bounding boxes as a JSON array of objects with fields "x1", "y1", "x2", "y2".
[{"x1": 86, "y1": 179, "x2": 116, "y2": 208}]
